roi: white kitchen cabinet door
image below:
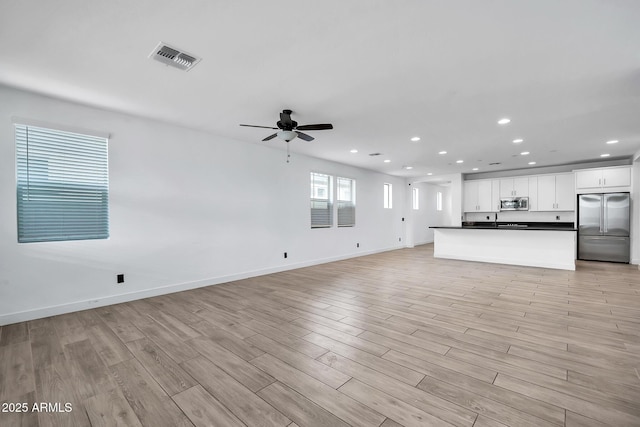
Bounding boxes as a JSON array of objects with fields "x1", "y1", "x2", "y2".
[
  {"x1": 477, "y1": 180, "x2": 493, "y2": 212},
  {"x1": 500, "y1": 177, "x2": 529, "y2": 197},
  {"x1": 499, "y1": 179, "x2": 514, "y2": 197},
  {"x1": 554, "y1": 173, "x2": 575, "y2": 211},
  {"x1": 464, "y1": 180, "x2": 494, "y2": 212},
  {"x1": 576, "y1": 167, "x2": 632, "y2": 191},
  {"x1": 491, "y1": 179, "x2": 501, "y2": 212},
  {"x1": 537, "y1": 175, "x2": 556, "y2": 211},
  {"x1": 575, "y1": 169, "x2": 602, "y2": 189},
  {"x1": 602, "y1": 167, "x2": 631, "y2": 188},
  {"x1": 463, "y1": 181, "x2": 479, "y2": 212},
  {"x1": 528, "y1": 177, "x2": 538, "y2": 211},
  {"x1": 513, "y1": 177, "x2": 529, "y2": 197}
]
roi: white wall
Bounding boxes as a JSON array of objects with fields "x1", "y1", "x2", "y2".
[
  {"x1": 406, "y1": 182, "x2": 452, "y2": 245},
  {"x1": 0, "y1": 85, "x2": 407, "y2": 324}
]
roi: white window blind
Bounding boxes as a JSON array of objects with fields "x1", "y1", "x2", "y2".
[
  {"x1": 383, "y1": 183, "x2": 393, "y2": 209},
  {"x1": 310, "y1": 172, "x2": 332, "y2": 228},
  {"x1": 16, "y1": 124, "x2": 109, "y2": 243},
  {"x1": 337, "y1": 177, "x2": 355, "y2": 227}
]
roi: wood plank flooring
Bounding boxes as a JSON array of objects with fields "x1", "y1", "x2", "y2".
[{"x1": 1, "y1": 244, "x2": 639, "y2": 426}]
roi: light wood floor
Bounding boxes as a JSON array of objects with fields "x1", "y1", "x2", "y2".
[{"x1": 1, "y1": 244, "x2": 640, "y2": 427}]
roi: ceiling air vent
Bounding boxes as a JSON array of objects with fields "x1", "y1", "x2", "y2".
[
  {"x1": 369, "y1": 152, "x2": 382, "y2": 156},
  {"x1": 149, "y1": 42, "x2": 201, "y2": 71}
]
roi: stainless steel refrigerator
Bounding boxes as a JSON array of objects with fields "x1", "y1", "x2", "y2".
[{"x1": 578, "y1": 193, "x2": 630, "y2": 263}]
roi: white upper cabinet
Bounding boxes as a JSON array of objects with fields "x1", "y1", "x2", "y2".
[
  {"x1": 575, "y1": 166, "x2": 631, "y2": 192},
  {"x1": 477, "y1": 180, "x2": 493, "y2": 212},
  {"x1": 499, "y1": 177, "x2": 529, "y2": 198},
  {"x1": 537, "y1": 175, "x2": 557, "y2": 211},
  {"x1": 555, "y1": 173, "x2": 575, "y2": 210},
  {"x1": 528, "y1": 177, "x2": 538, "y2": 211},
  {"x1": 464, "y1": 180, "x2": 495, "y2": 212},
  {"x1": 463, "y1": 181, "x2": 477, "y2": 212},
  {"x1": 536, "y1": 173, "x2": 575, "y2": 211}
]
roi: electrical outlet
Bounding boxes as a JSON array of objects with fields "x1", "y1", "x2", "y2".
[
  {"x1": 556, "y1": 215, "x2": 560, "y2": 220},
  {"x1": 117, "y1": 274, "x2": 124, "y2": 284},
  {"x1": 284, "y1": 252, "x2": 288, "y2": 259}
]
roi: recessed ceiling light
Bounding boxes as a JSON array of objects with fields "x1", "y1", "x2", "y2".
[
  {"x1": 456, "y1": 160, "x2": 464, "y2": 164},
  {"x1": 606, "y1": 140, "x2": 619, "y2": 145},
  {"x1": 438, "y1": 151, "x2": 447, "y2": 155},
  {"x1": 384, "y1": 159, "x2": 391, "y2": 163},
  {"x1": 600, "y1": 153, "x2": 610, "y2": 157},
  {"x1": 350, "y1": 149, "x2": 358, "y2": 153},
  {"x1": 520, "y1": 151, "x2": 530, "y2": 155},
  {"x1": 528, "y1": 161, "x2": 537, "y2": 165},
  {"x1": 405, "y1": 166, "x2": 413, "y2": 170},
  {"x1": 472, "y1": 168, "x2": 479, "y2": 171},
  {"x1": 427, "y1": 173, "x2": 433, "y2": 176},
  {"x1": 410, "y1": 136, "x2": 421, "y2": 142},
  {"x1": 498, "y1": 118, "x2": 511, "y2": 125},
  {"x1": 512, "y1": 138, "x2": 524, "y2": 143}
]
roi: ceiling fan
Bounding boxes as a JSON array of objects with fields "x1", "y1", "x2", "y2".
[{"x1": 240, "y1": 109, "x2": 333, "y2": 142}]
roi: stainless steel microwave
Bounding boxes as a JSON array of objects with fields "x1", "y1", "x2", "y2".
[{"x1": 500, "y1": 197, "x2": 529, "y2": 211}]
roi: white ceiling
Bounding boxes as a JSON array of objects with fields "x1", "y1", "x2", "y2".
[{"x1": 1, "y1": 0, "x2": 639, "y2": 177}]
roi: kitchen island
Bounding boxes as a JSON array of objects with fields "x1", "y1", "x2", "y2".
[{"x1": 430, "y1": 223, "x2": 578, "y2": 270}]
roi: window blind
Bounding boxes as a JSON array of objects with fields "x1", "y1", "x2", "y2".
[
  {"x1": 337, "y1": 177, "x2": 355, "y2": 227},
  {"x1": 16, "y1": 124, "x2": 109, "y2": 243},
  {"x1": 310, "y1": 172, "x2": 332, "y2": 228}
]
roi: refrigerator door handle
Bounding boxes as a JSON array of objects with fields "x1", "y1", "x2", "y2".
[
  {"x1": 583, "y1": 236, "x2": 628, "y2": 241},
  {"x1": 603, "y1": 198, "x2": 608, "y2": 233}
]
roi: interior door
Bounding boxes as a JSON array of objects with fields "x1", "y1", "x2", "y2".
[
  {"x1": 578, "y1": 194, "x2": 602, "y2": 236},
  {"x1": 603, "y1": 193, "x2": 630, "y2": 236}
]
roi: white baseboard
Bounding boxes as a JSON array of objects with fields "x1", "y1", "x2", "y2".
[
  {"x1": 415, "y1": 239, "x2": 434, "y2": 245},
  {"x1": 0, "y1": 245, "x2": 403, "y2": 326},
  {"x1": 434, "y1": 252, "x2": 576, "y2": 271}
]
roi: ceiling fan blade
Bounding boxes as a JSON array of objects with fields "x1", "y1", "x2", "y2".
[
  {"x1": 295, "y1": 131, "x2": 314, "y2": 142},
  {"x1": 296, "y1": 123, "x2": 334, "y2": 131},
  {"x1": 240, "y1": 124, "x2": 278, "y2": 129},
  {"x1": 279, "y1": 110, "x2": 294, "y2": 128},
  {"x1": 262, "y1": 133, "x2": 278, "y2": 141}
]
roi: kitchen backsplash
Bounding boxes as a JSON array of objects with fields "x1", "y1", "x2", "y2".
[{"x1": 466, "y1": 211, "x2": 575, "y2": 223}]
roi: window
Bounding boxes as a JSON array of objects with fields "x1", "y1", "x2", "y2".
[
  {"x1": 436, "y1": 191, "x2": 443, "y2": 211},
  {"x1": 15, "y1": 124, "x2": 109, "y2": 243},
  {"x1": 412, "y1": 187, "x2": 419, "y2": 210},
  {"x1": 310, "y1": 172, "x2": 332, "y2": 228},
  {"x1": 383, "y1": 183, "x2": 392, "y2": 209},
  {"x1": 337, "y1": 177, "x2": 355, "y2": 227}
]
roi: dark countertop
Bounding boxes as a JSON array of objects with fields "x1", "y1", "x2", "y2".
[{"x1": 430, "y1": 222, "x2": 577, "y2": 232}]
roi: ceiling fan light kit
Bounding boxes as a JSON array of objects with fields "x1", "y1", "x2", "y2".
[
  {"x1": 240, "y1": 109, "x2": 333, "y2": 143},
  {"x1": 277, "y1": 130, "x2": 297, "y2": 142}
]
